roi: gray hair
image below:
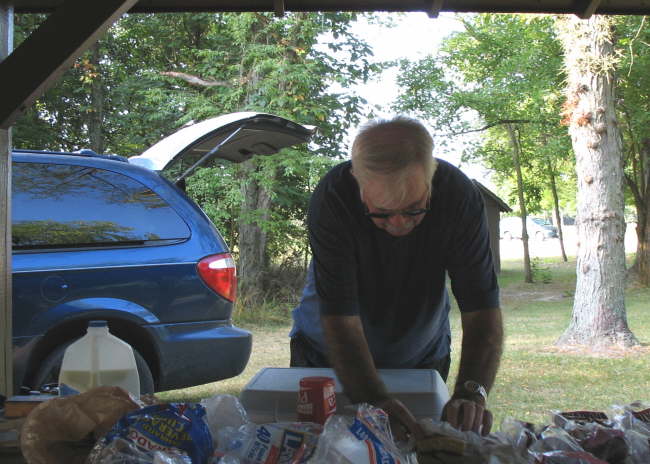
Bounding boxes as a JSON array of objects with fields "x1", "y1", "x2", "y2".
[{"x1": 350, "y1": 116, "x2": 437, "y2": 202}]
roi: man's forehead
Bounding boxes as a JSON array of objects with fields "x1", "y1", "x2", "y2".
[{"x1": 363, "y1": 170, "x2": 429, "y2": 210}]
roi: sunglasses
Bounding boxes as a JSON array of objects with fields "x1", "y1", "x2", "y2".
[{"x1": 364, "y1": 206, "x2": 429, "y2": 219}]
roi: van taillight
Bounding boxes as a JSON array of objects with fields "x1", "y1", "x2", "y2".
[{"x1": 198, "y1": 253, "x2": 237, "y2": 302}]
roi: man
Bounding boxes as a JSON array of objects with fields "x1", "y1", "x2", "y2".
[{"x1": 290, "y1": 116, "x2": 503, "y2": 438}]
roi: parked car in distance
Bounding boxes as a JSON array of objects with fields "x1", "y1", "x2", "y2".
[
  {"x1": 12, "y1": 112, "x2": 315, "y2": 394},
  {"x1": 500, "y1": 216, "x2": 558, "y2": 241}
]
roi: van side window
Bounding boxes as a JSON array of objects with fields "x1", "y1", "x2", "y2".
[{"x1": 12, "y1": 162, "x2": 190, "y2": 249}]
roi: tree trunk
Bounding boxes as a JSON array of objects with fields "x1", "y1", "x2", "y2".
[
  {"x1": 549, "y1": 164, "x2": 568, "y2": 262},
  {"x1": 235, "y1": 17, "x2": 271, "y2": 299},
  {"x1": 631, "y1": 138, "x2": 650, "y2": 285},
  {"x1": 238, "y1": 159, "x2": 273, "y2": 297},
  {"x1": 506, "y1": 123, "x2": 533, "y2": 283},
  {"x1": 556, "y1": 16, "x2": 638, "y2": 348},
  {"x1": 88, "y1": 42, "x2": 104, "y2": 153}
]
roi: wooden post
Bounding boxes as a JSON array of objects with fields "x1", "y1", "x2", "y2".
[{"x1": 1, "y1": 3, "x2": 14, "y2": 397}]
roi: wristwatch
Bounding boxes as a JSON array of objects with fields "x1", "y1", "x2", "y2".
[{"x1": 455, "y1": 380, "x2": 487, "y2": 403}]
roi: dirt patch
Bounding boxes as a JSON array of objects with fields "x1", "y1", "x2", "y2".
[
  {"x1": 540, "y1": 343, "x2": 650, "y2": 359},
  {"x1": 501, "y1": 289, "x2": 570, "y2": 303}
]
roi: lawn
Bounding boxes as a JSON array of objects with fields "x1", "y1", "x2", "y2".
[{"x1": 159, "y1": 257, "x2": 650, "y2": 429}]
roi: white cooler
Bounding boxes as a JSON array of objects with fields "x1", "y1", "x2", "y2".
[{"x1": 240, "y1": 367, "x2": 449, "y2": 423}]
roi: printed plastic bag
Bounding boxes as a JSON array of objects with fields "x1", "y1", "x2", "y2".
[
  {"x1": 213, "y1": 421, "x2": 322, "y2": 463},
  {"x1": 311, "y1": 403, "x2": 409, "y2": 464},
  {"x1": 87, "y1": 437, "x2": 192, "y2": 464},
  {"x1": 88, "y1": 403, "x2": 213, "y2": 464}
]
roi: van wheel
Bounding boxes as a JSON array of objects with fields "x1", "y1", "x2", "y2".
[
  {"x1": 32, "y1": 341, "x2": 155, "y2": 395},
  {"x1": 536, "y1": 231, "x2": 545, "y2": 241},
  {"x1": 502, "y1": 231, "x2": 512, "y2": 240}
]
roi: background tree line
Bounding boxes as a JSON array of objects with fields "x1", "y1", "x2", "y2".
[
  {"x1": 13, "y1": 11, "x2": 380, "y2": 301},
  {"x1": 392, "y1": 14, "x2": 649, "y2": 348},
  {"x1": 13, "y1": 12, "x2": 650, "y2": 349}
]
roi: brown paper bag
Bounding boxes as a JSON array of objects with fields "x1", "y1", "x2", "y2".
[{"x1": 20, "y1": 386, "x2": 139, "y2": 464}]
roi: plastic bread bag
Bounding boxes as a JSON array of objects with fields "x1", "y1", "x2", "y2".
[
  {"x1": 621, "y1": 429, "x2": 650, "y2": 464},
  {"x1": 608, "y1": 402, "x2": 650, "y2": 463},
  {"x1": 416, "y1": 419, "x2": 527, "y2": 464},
  {"x1": 548, "y1": 410, "x2": 630, "y2": 463},
  {"x1": 528, "y1": 426, "x2": 584, "y2": 455},
  {"x1": 87, "y1": 402, "x2": 213, "y2": 464},
  {"x1": 212, "y1": 421, "x2": 322, "y2": 463},
  {"x1": 20, "y1": 386, "x2": 141, "y2": 464},
  {"x1": 537, "y1": 450, "x2": 608, "y2": 464},
  {"x1": 200, "y1": 394, "x2": 250, "y2": 450},
  {"x1": 87, "y1": 437, "x2": 192, "y2": 464},
  {"x1": 310, "y1": 403, "x2": 410, "y2": 464},
  {"x1": 610, "y1": 401, "x2": 650, "y2": 436},
  {"x1": 496, "y1": 418, "x2": 542, "y2": 451},
  {"x1": 552, "y1": 411, "x2": 611, "y2": 430}
]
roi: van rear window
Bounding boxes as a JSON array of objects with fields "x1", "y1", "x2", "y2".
[{"x1": 12, "y1": 162, "x2": 190, "y2": 248}]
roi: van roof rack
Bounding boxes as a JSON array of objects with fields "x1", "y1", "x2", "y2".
[{"x1": 13, "y1": 148, "x2": 128, "y2": 163}]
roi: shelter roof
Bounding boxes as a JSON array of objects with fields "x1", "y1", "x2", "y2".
[
  {"x1": 11, "y1": 0, "x2": 650, "y2": 17},
  {"x1": 473, "y1": 180, "x2": 512, "y2": 213}
]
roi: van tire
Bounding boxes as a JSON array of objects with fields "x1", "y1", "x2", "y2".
[{"x1": 32, "y1": 340, "x2": 155, "y2": 395}]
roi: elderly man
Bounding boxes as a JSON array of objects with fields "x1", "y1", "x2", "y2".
[{"x1": 290, "y1": 116, "x2": 503, "y2": 438}]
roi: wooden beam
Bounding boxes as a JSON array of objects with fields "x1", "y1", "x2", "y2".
[
  {"x1": 0, "y1": 0, "x2": 138, "y2": 129},
  {"x1": 575, "y1": 0, "x2": 602, "y2": 18},
  {"x1": 273, "y1": 0, "x2": 285, "y2": 17},
  {"x1": 0, "y1": 3, "x2": 13, "y2": 398},
  {"x1": 425, "y1": 0, "x2": 445, "y2": 18}
]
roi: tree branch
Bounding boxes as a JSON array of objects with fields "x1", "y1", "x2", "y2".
[
  {"x1": 160, "y1": 71, "x2": 232, "y2": 88},
  {"x1": 625, "y1": 172, "x2": 644, "y2": 211},
  {"x1": 438, "y1": 119, "x2": 544, "y2": 137}
]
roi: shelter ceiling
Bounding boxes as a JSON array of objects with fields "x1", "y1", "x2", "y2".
[{"x1": 10, "y1": 0, "x2": 650, "y2": 16}]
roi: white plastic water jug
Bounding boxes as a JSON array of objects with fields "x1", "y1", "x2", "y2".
[{"x1": 58, "y1": 320, "x2": 140, "y2": 397}]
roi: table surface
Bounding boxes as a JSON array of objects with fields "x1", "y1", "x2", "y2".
[{"x1": 0, "y1": 449, "x2": 26, "y2": 463}]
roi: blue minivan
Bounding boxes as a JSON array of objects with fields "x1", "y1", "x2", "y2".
[{"x1": 12, "y1": 112, "x2": 314, "y2": 394}]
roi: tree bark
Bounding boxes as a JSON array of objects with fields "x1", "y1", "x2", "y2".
[
  {"x1": 506, "y1": 123, "x2": 533, "y2": 283},
  {"x1": 236, "y1": 17, "x2": 271, "y2": 299},
  {"x1": 631, "y1": 138, "x2": 650, "y2": 285},
  {"x1": 237, "y1": 159, "x2": 272, "y2": 297},
  {"x1": 549, "y1": 164, "x2": 568, "y2": 262},
  {"x1": 556, "y1": 16, "x2": 638, "y2": 348}
]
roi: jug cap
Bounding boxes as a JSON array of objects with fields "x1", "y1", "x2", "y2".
[{"x1": 89, "y1": 320, "x2": 108, "y2": 328}]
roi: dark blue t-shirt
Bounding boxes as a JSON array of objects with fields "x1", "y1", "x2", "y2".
[{"x1": 290, "y1": 159, "x2": 499, "y2": 368}]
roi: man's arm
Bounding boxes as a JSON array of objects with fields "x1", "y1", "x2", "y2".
[
  {"x1": 443, "y1": 307, "x2": 503, "y2": 434},
  {"x1": 321, "y1": 314, "x2": 423, "y2": 440}
]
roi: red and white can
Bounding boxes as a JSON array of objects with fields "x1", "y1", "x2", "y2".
[{"x1": 297, "y1": 376, "x2": 337, "y2": 424}]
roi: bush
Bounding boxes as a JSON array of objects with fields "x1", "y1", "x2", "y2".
[{"x1": 233, "y1": 261, "x2": 307, "y2": 327}]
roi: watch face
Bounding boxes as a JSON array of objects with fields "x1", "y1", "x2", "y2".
[
  {"x1": 464, "y1": 380, "x2": 486, "y2": 399},
  {"x1": 465, "y1": 380, "x2": 480, "y2": 393}
]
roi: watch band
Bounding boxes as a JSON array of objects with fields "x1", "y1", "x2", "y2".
[{"x1": 455, "y1": 380, "x2": 487, "y2": 403}]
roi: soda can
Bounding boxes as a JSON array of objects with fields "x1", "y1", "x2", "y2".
[{"x1": 297, "y1": 376, "x2": 336, "y2": 424}]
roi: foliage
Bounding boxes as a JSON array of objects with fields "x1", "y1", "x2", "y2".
[
  {"x1": 616, "y1": 17, "x2": 650, "y2": 261},
  {"x1": 530, "y1": 257, "x2": 552, "y2": 284},
  {"x1": 13, "y1": 12, "x2": 379, "y2": 270},
  {"x1": 393, "y1": 14, "x2": 576, "y2": 219}
]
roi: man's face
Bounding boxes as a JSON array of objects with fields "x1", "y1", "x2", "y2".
[{"x1": 361, "y1": 166, "x2": 429, "y2": 237}]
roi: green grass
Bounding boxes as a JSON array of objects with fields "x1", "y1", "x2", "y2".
[{"x1": 159, "y1": 257, "x2": 650, "y2": 429}]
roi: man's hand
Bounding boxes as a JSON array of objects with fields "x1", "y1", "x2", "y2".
[
  {"x1": 320, "y1": 316, "x2": 424, "y2": 443},
  {"x1": 375, "y1": 397, "x2": 425, "y2": 442},
  {"x1": 442, "y1": 397, "x2": 493, "y2": 435},
  {"x1": 446, "y1": 307, "x2": 502, "y2": 436}
]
